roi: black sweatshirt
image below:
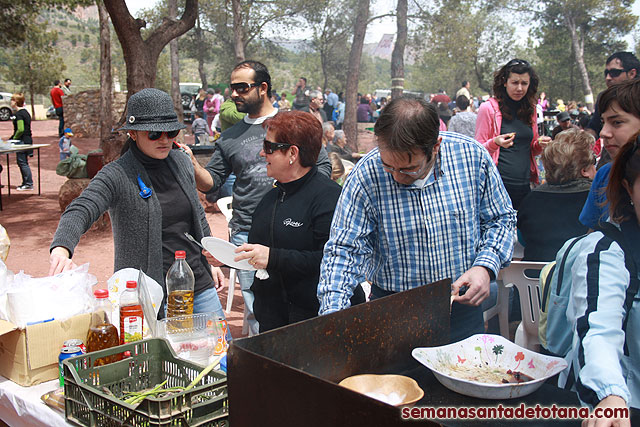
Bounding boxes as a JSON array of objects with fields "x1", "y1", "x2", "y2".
[{"x1": 248, "y1": 167, "x2": 342, "y2": 311}]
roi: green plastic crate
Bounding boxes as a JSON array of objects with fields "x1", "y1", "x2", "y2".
[{"x1": 63, "y1": 338, "x2": 228, "y2": 426}]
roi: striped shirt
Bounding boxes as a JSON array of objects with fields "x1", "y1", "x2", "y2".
[{"x1": 318, "y1": 131, "x2": 516, "y2": 314}]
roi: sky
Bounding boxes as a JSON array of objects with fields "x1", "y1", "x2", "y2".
[
  {"x1": 124, "y1": 0, "x2": 395, "y2": 43},
  {"x1": 125, "y1": 0, "x2": 639, "y2": 47}
]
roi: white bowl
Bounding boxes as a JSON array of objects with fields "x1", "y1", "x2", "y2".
[{"x1": 412, "y1": 334, "x2": 567, "y2": 399}]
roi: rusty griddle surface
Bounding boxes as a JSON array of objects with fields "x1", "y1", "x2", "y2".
[{"x1": 228, "y1": 280, "x2": 451, "y2": 426}]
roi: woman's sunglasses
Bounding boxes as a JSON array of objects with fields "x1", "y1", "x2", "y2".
[
  {"x1": 148, "y1": 130, "x2": 181, "y2": 140},
  {"x1": 263, "y1": 139, "x2": 292, "y2": 154},
  {"x1": 506, "y1": 59, "x2": 530, "y2": 68},
  {"x1": 230, "y1": 82, "x2": 261, "y2": 95}
]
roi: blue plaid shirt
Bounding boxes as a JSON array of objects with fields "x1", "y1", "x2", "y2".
[{"x1": 318, "y1": 131, "x2": 516, "y2": 314}]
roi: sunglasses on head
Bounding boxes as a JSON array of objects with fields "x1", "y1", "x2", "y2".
[
  {"x1": 230, "y1": 82, "x2": 261, "y2": 94},
  {"x1": 148, "y1": 130, "x2": 180, "y2": 140},
  {"x1": 263, "y1": 139, "x2": 292, "y2": 154},
  {"x1": 506, "y1": 59, "x2": 530, "y2": 68},
  {"x1": 604, "y1": 68, "x2": 627, "y2": 78}
]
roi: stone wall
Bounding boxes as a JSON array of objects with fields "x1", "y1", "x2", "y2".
[{"x1": 63, "y1": 90, "x2": 127, "y2": 138}]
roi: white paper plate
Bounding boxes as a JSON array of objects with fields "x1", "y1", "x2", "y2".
[{"x1": 201, "y1": 236, "x2": 256, "y2": 271}]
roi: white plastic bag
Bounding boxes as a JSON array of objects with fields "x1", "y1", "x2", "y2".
[
  {"x1": 107, "y1": 268, "x2": 164, "y2": 338},
  {"x1": 4, "y1": 263, "x2": 95, "y2": 327}
]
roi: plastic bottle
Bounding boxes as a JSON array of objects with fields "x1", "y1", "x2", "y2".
[
  {"x1": 119, "y1": 281, "x2": 144, "y2": 344},
  {"x1": 166, "y1": 250, "x2": 195, "y2": 319},
  {"x1": 86, "y1": 289, "x2": 120, "y2": 366}
]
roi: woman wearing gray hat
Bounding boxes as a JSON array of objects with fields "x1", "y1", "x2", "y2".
[{"x1": 48, "y1": 88, "x2": 228, "y2": 322}]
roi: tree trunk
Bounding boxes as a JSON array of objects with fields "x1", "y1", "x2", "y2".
[
  {"x1": 343, "y1": 0, "x2": 370, "y2": 151},
  {"x1": 104, "y1": 0, "x2": 198, "y2": 97},
  {"x1": 97, "y1": 0, "x2": 113, "y2": 147},
  {"x1": 195, "y1": 15, "x2": 207, "y2": 89},
  {"x1": 168, "y1": 0, "x2": 183, "y2": 122},
  {"x1": 390, "y1": 0, "x2": 407, "y2": 100},
  {"x1": 565, "y1": 15, "x2": 594, "y2": 111},
  {"x1": 232, "y1": 0, "x2": 245, "y2": 63},
  {"x1": 29, "y1": 88, "x2": 35, "y2": 119}
]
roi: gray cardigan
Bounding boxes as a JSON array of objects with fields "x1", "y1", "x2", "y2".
[{"x1": 51, "y1": 149, "x2": 211, "y2": 288}]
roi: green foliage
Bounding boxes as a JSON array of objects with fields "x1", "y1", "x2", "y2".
[
  {"x1": 531, "y1": 0, "x2": 636, "y2": 102},
  {"x1": 408, "y1": 0, "x2": 519, "y2": 97},
  {"x1": 0, "y1": 21, "x2": 66, "y2": 101},
  {"x1": 0, "y1": 0, "x2": 84, "y2": 46}
]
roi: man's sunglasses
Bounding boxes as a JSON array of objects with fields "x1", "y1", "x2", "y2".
[
  {"x1": 230, "y1": 82, "x2": 261, "y2": 94},
  {"x1": 148, "y1": 130, "x2": 181, "y2": 140},
  {"x1": 263, "y1": 139, "x2": 292, "y2": 154},
  {"x1": 604, "y1": 68, "x2": 627, "y2": 78}
]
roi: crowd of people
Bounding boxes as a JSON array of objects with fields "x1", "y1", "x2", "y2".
[{"x1": 45, "y1": 51, "x2": 640, "y2": 425}]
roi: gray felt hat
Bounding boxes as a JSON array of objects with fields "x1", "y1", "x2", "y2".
[{"x1": 119, "y1": 88, "x2": 186, "y2": 132}]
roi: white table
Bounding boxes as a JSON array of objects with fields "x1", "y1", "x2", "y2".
[
  {"x1": 0, "y1": 143, "x2": 50, "y2": 211},
  {"x1": 0, "y1": 376, "x2": 69, "y2": 426}
]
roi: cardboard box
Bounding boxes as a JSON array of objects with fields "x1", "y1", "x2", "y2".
[{"x1": 0, "y1": 314, "x2": 91, "y2": 386}]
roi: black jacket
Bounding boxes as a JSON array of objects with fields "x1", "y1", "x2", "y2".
[{"x1": 249, "y1": 167, "x2": 362, "y2": 311}]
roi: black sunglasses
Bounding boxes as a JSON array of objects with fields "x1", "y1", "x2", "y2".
[
  {"x1": 230, "y1": 82, "x2": 261, "y2": 94},
  {"x1": 604, "y1": 68, "x2": 627, "y2": 78},
  {"x1": 148, "y1": 130, "x2": 180, "y2": 140},
  {"x1": 506, "y1": 59, "x2": 530, "y2": 68},
  {"x1": 263, "y1": 139, "x2": 292, "y2": 154}
]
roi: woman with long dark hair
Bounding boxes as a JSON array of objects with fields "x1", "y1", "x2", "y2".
[{"x1": 476, "y1": 59, "x2": 551, "y2": 209}]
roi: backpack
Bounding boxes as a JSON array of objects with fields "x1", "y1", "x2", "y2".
[{"x1": 538, "y1": 222, "x2": 639, "y2": 357}]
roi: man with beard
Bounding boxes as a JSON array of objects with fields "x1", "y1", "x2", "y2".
[{"x1": 185, "y1": 60, "x2": 332, "y2": 335}]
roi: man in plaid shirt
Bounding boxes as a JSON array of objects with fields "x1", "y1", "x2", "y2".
[{"x1": 318, "y1": 97, "x2": 516, "y2": 342}]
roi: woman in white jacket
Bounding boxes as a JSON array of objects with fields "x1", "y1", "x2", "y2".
[{"x1": 561, "y1": 135, "x2": 640, "y2": 426}]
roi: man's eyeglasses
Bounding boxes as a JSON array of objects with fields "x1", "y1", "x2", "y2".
[
  {"x1": 381, "y1": 157, "x2": 430, "y2": 176},
  {"x1": 230, "y1": 82, "x2": 261, "y2": 94},
  {"x1": 506, "y1": 59, "x2": 530, "y2": 68},
  {"x1": 263, "y1": 139, "x2": 292, "y2": 154},
  {"x1": 604, "y1": 68, "x2": 627, "y2": 78},
  {"x1": 148, "y1": 130, "x2": 180, "y2": 140}
]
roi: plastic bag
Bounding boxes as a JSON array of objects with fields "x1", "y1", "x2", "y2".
[
  {"x1": 56, "y1": 145, "x2": 88, "y2": 178},
  {"x1": 107, "y1": 268, "x2": 164, "y2": 338},
  {"x1": 0, "y1": 224, "x2": 9, "y2": 261},
  {"x1": 3, "y1": 263, "x2": 95, "y2": 327}
]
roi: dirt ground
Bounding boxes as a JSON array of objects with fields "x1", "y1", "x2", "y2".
[{"x1": 0, "y1": 119, "x2": 375, "y2": 338}]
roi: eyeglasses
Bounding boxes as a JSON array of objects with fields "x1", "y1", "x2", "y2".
[
  {"x1": 506, "y1": 59, "x2": 530, "y2": 68},
  {"x1": 263, "y1": 139, "x2": 292, "y2": 154},
  {"x1": 148, "y1": 130, "x2": 180, "y2": 140},
  {"x1": 382, "y1": 156, "x2": 430, "y2": 176},
  {"x1": 604, "y1": 68, "x2": 627, "y2": 78},
  {"x1": 230, "y1": 82, "x2": 261, "y2": 94}
]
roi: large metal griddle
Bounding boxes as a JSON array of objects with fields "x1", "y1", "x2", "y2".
[{"x1": 228, "y1": 279, "x2": 581, "y2": 426}]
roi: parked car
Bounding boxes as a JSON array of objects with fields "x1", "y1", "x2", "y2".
[
  {"x1": 46, "y1": 105, "x2": 58, "y2": 119},
  {"x1": 0, "y1": 92, "x2": 13, "y2": 121},
  {"x1": 180, "y1": 82, "x2": 200, "y2": 124}
]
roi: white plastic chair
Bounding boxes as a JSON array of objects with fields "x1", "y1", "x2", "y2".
[
  {"x1": 482, "y1": 276, "x2": 512, "y2": 340},
  {"x1": 499, "y1": 261, "x2": 547, "y2": 351},
  {"x1": 215, "y1": 196, "x2": 249, "y2": 335}
]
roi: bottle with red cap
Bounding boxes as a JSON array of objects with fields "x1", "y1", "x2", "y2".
[
  {"x1": 119, "y1": 281, "x2": 144, "y2": 344},
  {"x1": 87, "y1": 289, "x2": 120, "y2": 365},
  {"x1": 166, "y1": 250, "x2": 195, "y2": 319}
]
